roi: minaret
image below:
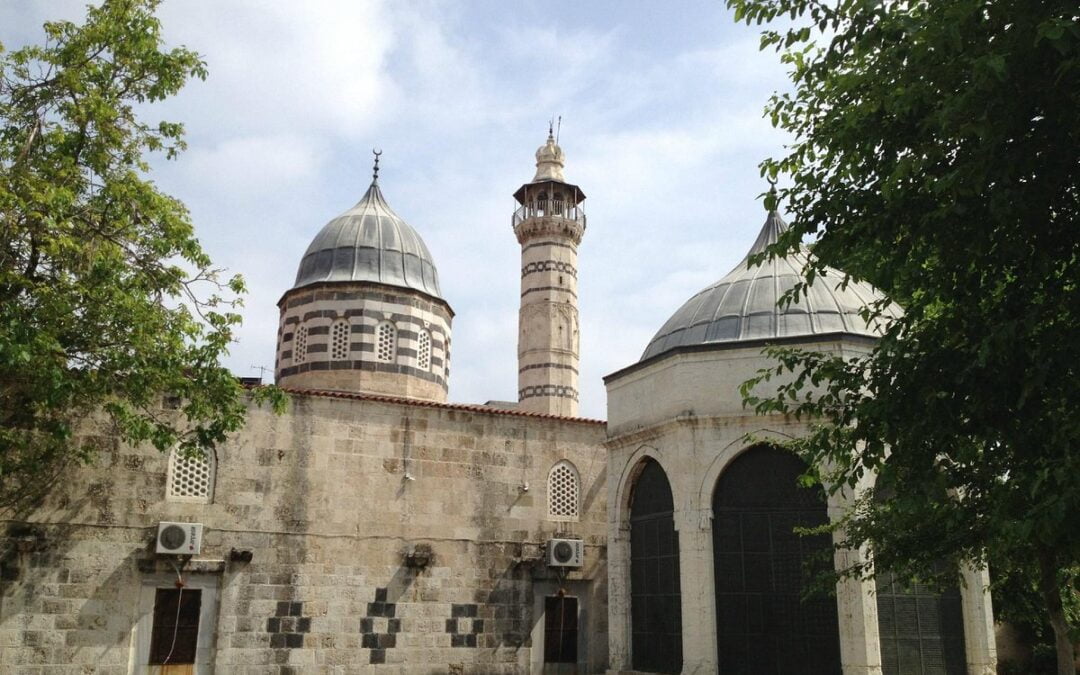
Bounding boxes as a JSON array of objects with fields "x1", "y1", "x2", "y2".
[{"x1": 512, "y1": 127, "x2": 586, "y2": 416}]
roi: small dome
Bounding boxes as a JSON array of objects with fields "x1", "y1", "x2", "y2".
[
  {"x1": 641, "y1": 207, "x2": 900, "y2": 361},
  {"x1": 292, "y1": 181, "x2": 443, "y2": 299},
  {"x1": 533, "y1": 132, "x2": 566, "y2": 182}
]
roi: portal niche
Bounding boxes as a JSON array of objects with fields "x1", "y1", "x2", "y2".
[
  {"x1": 712, "y1": 445, "x2": 841, "y2": 674},
  {"x1": 629, "y1": 458, "x2": 682, "y2": 673}
]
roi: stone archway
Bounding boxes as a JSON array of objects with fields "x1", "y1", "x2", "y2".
[
  {"x1": 629, "y1": 458, "x2": 682, "y2": 673},
  {"x1": 712, "y1": 445, "x2": 841, "y2": 674}
]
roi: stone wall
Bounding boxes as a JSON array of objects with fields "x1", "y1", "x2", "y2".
[{"x1": 1, "y1": 391, "x2": 608, "y2": 674}]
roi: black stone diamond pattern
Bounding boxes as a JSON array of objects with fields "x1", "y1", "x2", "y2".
[
  {"x1": 268, "y1": 601, "x2": 311, "y2": 649},
  {"x1": 362, "y1": 587, "x2": 400, "y2": 664},
  {"x1": 446, "y1": 603, "x2": 484, "y2": 648}
]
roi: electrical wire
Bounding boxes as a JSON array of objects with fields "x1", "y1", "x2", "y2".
[{"x1": 161, "y1": 559, "x2": 185, "y2": 665}]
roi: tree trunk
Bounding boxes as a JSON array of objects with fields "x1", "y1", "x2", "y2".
[{"x1": 1039, "y1": 551, "x2": 1077, "y2": 675}]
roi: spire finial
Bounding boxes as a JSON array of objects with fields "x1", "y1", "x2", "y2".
[
  {"x1": 372, "y1": 148, "x2": 382, "y2": 183},
  {"x1": 548, "y1": 117, "x2": 554, "y2": 140},
  {"x1": 765, "y1": 177, "x2": 779, "y2": 212}
]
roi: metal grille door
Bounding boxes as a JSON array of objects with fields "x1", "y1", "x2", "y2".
[
  {"x1": 876, "y1": 568, "x2": 966, "y2": 673},
  {"x1": 629, "y1": 459, "x2": 682, "y2": 673},
  {"x1": 713, "y1": 446, "x2": 841, "y2": 674}
]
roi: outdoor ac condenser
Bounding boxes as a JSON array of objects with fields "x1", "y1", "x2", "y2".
[
  {"x1": 546, "y1": 538, "x2": 583, "y2": 568},
  {"x1": 156, "y1": 521, "x2": 204, "y2": 555}
]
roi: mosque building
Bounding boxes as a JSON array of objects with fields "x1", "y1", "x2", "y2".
[{"x1": 0, "y1": 133, "x2": 997, "y2": 674}]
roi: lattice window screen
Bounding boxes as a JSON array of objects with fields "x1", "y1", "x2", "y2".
[
  {"x1": 376, "y1": 322, "x2": 396, "y2": 362},
  {"x1": 417, "y1": 330, "x2": 432, "y2": 371},
  {"x1": 294, "y1": 325, "x2": 308, "y2": 364},
  {"x1": 166, "y1": 447, "x2": 215, "y2": 503},
  {"x1": 331, "y1": 319, "x2": 350, "y2": 360},
  {"x1": 548, "y1": 460, "x2": 580, "y2": 519}
]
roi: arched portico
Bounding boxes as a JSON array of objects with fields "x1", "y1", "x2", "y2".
[
  {"x1": 628, "y1": 458, "x2": 682, "y2": 672},
  {"x1": 712, "y1": 444, "x2": 842, "y2": 674}
]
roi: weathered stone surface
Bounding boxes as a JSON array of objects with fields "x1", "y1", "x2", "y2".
[{"x1": 1, "y1": 392, "x2": 608, "y2": 673}]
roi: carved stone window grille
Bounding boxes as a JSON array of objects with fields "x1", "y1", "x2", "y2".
[
  {"x1": 294, "y1": 324, "x2": 308, "y2": 364},
  {"x1": 548, "y1": 460, "x2": 580, "y2": 520},
  {"x1": 417, "y1": 330, "x2": 432, "y2": 371},
  {"x1": 167, "y1": 447, "x2": 216, "y2": 504},
  {"x1": 376, "y1": 322, "x2": 396, "y2": 363},
  {"x1": 331, "y1": 319, "x2": 350, "y2": 361}
]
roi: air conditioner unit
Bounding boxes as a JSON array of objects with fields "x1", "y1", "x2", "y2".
[
  {"x1": 546, "y1": 538, "x2": 583, "y2": 568},
  {"x1": 156, "y1": 522, "x2": 203, "y2": 555}
]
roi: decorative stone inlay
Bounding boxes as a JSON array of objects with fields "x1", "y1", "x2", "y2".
[
  {"x1": 267, "y1": 601, "x2": 311, "y2": 649},
  {"x1": 446, "y1": 603, "x2": 484, "y2": 648},
  {"x1": 360, "y1": 587, "x2": 400, "y2": 664}
]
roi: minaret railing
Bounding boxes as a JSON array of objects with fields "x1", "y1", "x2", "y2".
[{"x1": 512, "y1": 200, "x2": 587, "y2": 228}]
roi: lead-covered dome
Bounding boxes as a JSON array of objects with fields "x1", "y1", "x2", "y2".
[
  {"x1": 292, "y1": 180, "x2": 442, "y2": 299},
  {"x1": 641, "y1": 206, "x2": 901, "y2": 361}
]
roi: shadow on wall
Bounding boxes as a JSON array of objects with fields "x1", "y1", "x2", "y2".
[{"x1": 1, "y1": 489, "x2": 153, "y2": 667}]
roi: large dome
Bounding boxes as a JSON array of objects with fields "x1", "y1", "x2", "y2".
[
  {"x1": 292, "y1": 181, "x2": 443, "y2": 299},
  {"x1": 641, "y1": 208, "x2": 900, "y2": 361}
]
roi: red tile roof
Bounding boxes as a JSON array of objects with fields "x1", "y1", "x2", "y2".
[{"x1": 261, "y1": 386, "x2": 607, "y2": 426}]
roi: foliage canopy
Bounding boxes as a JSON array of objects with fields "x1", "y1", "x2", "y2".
[
  {"x1": 0, "y1": 0, "x2": 284, "y2": 511},
  {"x1": 729, "y1": 0, "x2": 1079, "y2": 670}
]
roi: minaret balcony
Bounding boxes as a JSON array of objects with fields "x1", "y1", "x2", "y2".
[{"x1": 512, "y1": 200, "x2": 587, "y2": 229}]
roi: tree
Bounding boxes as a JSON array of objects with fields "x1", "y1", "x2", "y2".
[
  {"x1": 729, "y1": 0, "x2": 1080, "y2": 672},
  {"x1": 0, "y1": 0, "x2": 284, "y2": 512}
]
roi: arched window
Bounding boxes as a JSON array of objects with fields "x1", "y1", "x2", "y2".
[
  {"x1": 376, "y1": 321, "x2": 396, "y2": 363},
  {"x1": 293, "y1": 324, "x2": 308, "y2": 364},
  {"x1": 330, "y1": 319, "x2": 350, "y2": 361},
  {"x1": 417, "y1": 330, "x2": 432, "y2": 371},
  {"x1": 713, "y1": 445, "x2": 841, "y2": 674},
  {"x1": 166, "y1": 447, "x2": 216, "y2": 504},
  {"x1": 629, "y1": 458, "x2": 682, "y2": 673},
  {"x1": 547, "y1": 460, "x2": 580, "y2": 520}
]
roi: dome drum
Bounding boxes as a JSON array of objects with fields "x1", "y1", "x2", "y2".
[{"x1": 276, "y1": 281, "x2": 451, "y2": 401}]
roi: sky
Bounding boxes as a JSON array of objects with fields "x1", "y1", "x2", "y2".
[{"x1": 2, "y1": 1, "x2": 793, "y2": 420}]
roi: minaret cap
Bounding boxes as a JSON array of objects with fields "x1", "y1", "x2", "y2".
[{"x1": 533, "y1": 126, "x2": 566, "y2": 182}]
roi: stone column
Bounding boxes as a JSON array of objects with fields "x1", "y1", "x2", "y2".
[
  {"x1": 674, "y1": 507, "x2": 719, "y2": 674},
  {"x1": 829, "y1": 469, "x2": 884, "y2": 675},
  {"x1": 832, "y1": 544, "x2": 884, "y2": 675},
  {"x1": 959, "y1": 563, "x2": 997, "y2": 675},
  {"x1": 606, "y1": 519, "x2": 632, "y2": 672}
]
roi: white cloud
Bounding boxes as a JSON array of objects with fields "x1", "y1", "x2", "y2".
[
  {"x1": 1, "y1": 1, "x2": 800, "y2": 419},
  {"x1": 155, "y1": 0, "x2": 396, "y2": 140}
]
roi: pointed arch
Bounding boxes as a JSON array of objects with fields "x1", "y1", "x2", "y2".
[
  {"x1": 376, "y1": 321, "x2": 397, "y2": 363},
  {"x1": 330, "y1": 318, "x2": 350, "y2": 361},
  {"x1": 417, "y1": 329, "x2": 432, "y2": 371},
  {"x1": 547, "y1": 459, "x2": 580, "y2": 521},
  {"x1": 166, "y1": 446, "x2": 216, "y2": 504},
  {"x1": 712, "y1": 444, "x2": 840, "y2": 674},
  {"x1": 629, "y1": 457, "x2": 682, "y2": 673},
  {"x1": 293, "y1": 324, "x2": 309, "y2": 364}
]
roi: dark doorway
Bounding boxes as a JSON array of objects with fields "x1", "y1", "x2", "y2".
[
  {"x1": 712, "y1": 445, "x2": 841, "y2": 674},
  {"x1": 544, "y1": 595, "x2": 579, "y2": 665},
  {"x1": 149, "y1": 587, "x2": 202, "y2": 665},
  {"x1": 629, "y1": 458, "x2": 682, "y2": 673}
]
